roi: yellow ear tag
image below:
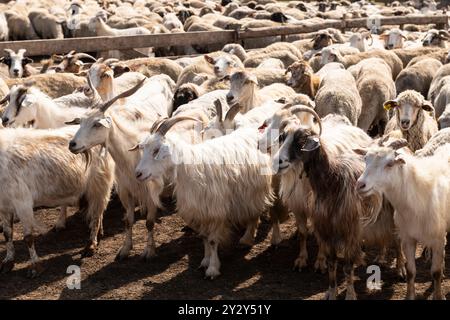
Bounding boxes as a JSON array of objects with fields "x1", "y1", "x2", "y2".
[{"x1": 383, "y1": 101, "x2": 397, "y2": 111}]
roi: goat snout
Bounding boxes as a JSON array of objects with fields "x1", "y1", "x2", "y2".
[
  {"x1": 136, "y1": 171, "x2": 143, "y2": 179},
  {"x1": 12, "y1": 69, "x2": 19, "y2": 76},
  {"x1": 226, "y1": 94, "x2": 234, "y2": 103},
  {"x1": 356, "y1": 180, "x2": 366, "y2": 191},
  {"x1": 386, "y1": 44, "x2": 394, "y2": 49},
  {"x1": 68, "y1": 141, "x2": 79, "y2": 152},
  {"x1": 1, "y1": 116, "x2": 9, "y2": 125}
]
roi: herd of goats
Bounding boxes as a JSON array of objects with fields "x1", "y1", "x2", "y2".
[{"x1": 1, "y1": 0, "x2": 450, "y2": 300}]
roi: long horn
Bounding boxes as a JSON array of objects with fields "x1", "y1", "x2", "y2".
[
  {"x1": 74, "y1": 52, "x2": 97, "y2": 61},
  {"x1": 66, "y1": 50, "x2": 76, "y2": 57},
  {"x1": 96, "y1": 57, "x2": 105, "y2": 64},
  {"x1": 214, "y1": 99, "x2": 223, "y2": 122},
  {"x1": 224, "y1": 103, "x2": 241, "y2": 122},
  {"x1": 100, "y1": 78, "x2": 146, "y2": 112},
  {"x1": 157, "y1": 116, "x2": 202, "y2": 136},
  {"x1": 103, "y1": 58, "x2": 119, "y2": 66},
  {"x1": 0, "y1": 94, "x2": 9, "y2": 105},
  {"x1": 150, "y1": 117, "x2": 169, "y2": 134},
  {"x1": 290, "y1": 106, "x2": 322, "y2": 136}
]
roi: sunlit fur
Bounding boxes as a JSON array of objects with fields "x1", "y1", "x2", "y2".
[
  {"x1": 358, "y1": 143, "x2": 450, "y2": 299},
  {"x1": 0, "y1": 126, "x2": 113, "y2": 275},
  {"x1": 136, "y1": 128, "x2": 274, "y2": 279},
  {"x1": 384, "y1": 90, "x2": 438, "y2": 151}
]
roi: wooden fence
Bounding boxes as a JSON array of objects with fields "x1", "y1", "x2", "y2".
[{"x1": 0, "y1": 14, "x2": 446, "y2": 56}]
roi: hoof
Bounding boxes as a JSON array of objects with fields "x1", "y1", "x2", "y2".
[
  {"x1": 238, "y1": 237, "x2": 255, "y2": 247},
  {"x1": 115, "y1": 248, "x2": 131, "y2": 261},
  {"x1": 314, "y1": 258, "x2": 327, "y2": 274},
  {"x1": 0, "y1": 260, "x2": 15, "y2": 274},
  {"x1": 324, "y1": 289, "x2": 337, "y2": 300},
  {"x1": 81, "y1": 244, "x2": 97, "y2": 258},
  {"x1": 140, "y1": 249, "x2": 156, "y2": 262},
  {"x1": 26, "y1": 262, "x2": 45, "y2": 279},
  {"x1": 293, "y1": 256, "x2": 308, "y2": 272},
  {"x1": 205, "y1": 267, "x2": 220, "y2": 280},
  {"x1": 198, "y1": 258, "x2": 210, "y2": 270}
]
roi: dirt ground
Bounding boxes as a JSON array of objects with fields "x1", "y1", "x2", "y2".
[{"x1": 1, "y1": 198, "x2": 449, "y2": 300}]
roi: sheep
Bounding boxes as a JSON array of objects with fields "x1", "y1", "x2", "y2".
[
  {"x1": 0, "y1": 49, "x2": 36, "y2": 78},
  {"x1": 415, "y1": 128, "x2": 450, "y2": 156},
  {"x1": 422, "y1": 29, "x2": 449, "y2": 48},
  {"x1": 6, "y1": 73, "x2": 86, "y2": 99},
  {"x1": 108, "y1": 58, "x2": 183, "y2": 82},
  {"x1": 204, "y1": 54, "x2": 244, "y2": 79},
  {"x1": 257, "y1": 58, "x2": 285, "y2": 69},
  {"x1": 0, "y1": 12, "x2": 8, "y2": 41},
  {"x1": 428, "y1": 64, "x2": 450, "y2": 123},
  {"x1": 348, "y1": 30, "x2": 376, "y2": 52},
  {"x1": 314, "y1": 68, "x2": 362, "y2": 126},
  {"x1": 393, "y1": 47, "x2": 445, "y2": 67},
  {"x1": 350, "y1": 58, "x2": 396, "y2": 136},
  {"x1": 134, "y1": 116, "x2": 274, "y2": 279},
  {"x1": 4, "y1": 9, "x2": 39, "y2": 40},
  {"x1": 0, "y1": 83, "x2": 90, "y2": 129},
  {"x1": 0, "y1": 126, "x2": 114, "y2": 276},
  {"x1": 318, "y1": 45, "x2": 360, "y2": 66},
  {"x1": 88, "y1": 15, "x2": 152, "y2": 58},
  {"x1": 244, "y1": 51, "x2": 300, "y2": 69},
  {"x1": 87, "y1": 60, "x2": 147, "y2": 102},
  {"x1": 379, "y1": 28, "x2": 407, "y2": 49},
  {"x1": 384, "y1": 90, "x2": 438, "y2": 152},
  {"x1": 226, "y1": 70, "x2": 296, "y2": 113},
  {"x1": 395, "y1": 58, "x2": 442, "y2": 97},
  {"x1": 222, "y1": 42, "x2": 302, "y2": 65},
  {"x1": 356, "y1": 140, "x2": 450, "y2": 299},
  {"x1": 28, "y1": 9, "x2": 64, "y2": 39},
  {"x1": 69, "y1": 75, "x2": 173, "y2": 261},
  {"x1": 273, "y1": 107, "x2": 383, "y2": 299},
  {"x1": 339, "y1": 49, "x2": 404, "y2": 79}
]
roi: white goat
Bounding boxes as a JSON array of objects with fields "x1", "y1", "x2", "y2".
[
  {"x1": 135, "y1": 117, "x2": 274, "y2": 279},
  {"x1": 69, "y1": 75, "x2": 173, "y2": 261},
  {"x1": 0, "y1": 126, "x2": 114, "y2": 277},
  {"x1": 356, "y1": 140, "x2": 450, "y2": 300}
]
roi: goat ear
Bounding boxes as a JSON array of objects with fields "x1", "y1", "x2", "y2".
[
  {"x1": 98, "y1": 117, "x2": 112, "y2": 128},
  {"x1": 353, "y1": 148, "x2": 367, "y2": 156},
  {"x1": 393, "y1": 154, "x2": 406, "y2": 165},
  {"x1": 128, "y1": 144, "x2": 139, "y2": 152},
  {"x1": 422, "y1": 101, "x2": 434, "y2": 112},
  {"x1": 383, "y1": 100, "x2": 398, "y2": 111},
  {"x1": 23, "y1": 57, "x2": 33, "y2": 65},
  {"x1": 301, "y1": 136, "x2": 320, "y2": 152},
  {"x1": 65, "y1": 118, "x2": 81, "y2": 125},
  {"x1": 204, "y1": 55, "x2": 215, "y2": 65},
  {"x1": 246, "y1": 74, "x2": 258, "y2": 85}
]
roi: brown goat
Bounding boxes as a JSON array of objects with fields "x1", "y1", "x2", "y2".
[{"x1": 286, "y1": 61, "x2": 320, "y2": 99}]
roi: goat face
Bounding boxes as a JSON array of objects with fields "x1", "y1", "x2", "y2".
[
  {"x1": 68, "y1": 112, "x2": 111, "y2": 154},
  {"x1": 422, "y1": 30, "x2": 449, "y2": 47},
  {"x1": 0, "y1": 51, "x2": 32, "y2": 78},
  {"x1": 355, "y1": 145, "x2": 406, "y2": 197},
  {"x1": 227, "y1": 71, "x2": 258, "y2": 105},
  {"x1": 173, "y1": 87, "x2": 198, "y2": 111},
  {"x1": 286, "y1": 62, "x2": 310, "y2": 88},
  {"x1": 134, "y1": 133, "x2": 173, "y2": 182},
  {"x1": 1, "y1": 86, "x2": 35, "y2": 127},
  {"x1": 88, "y1": 63, "x2": 114, "y2": 100},
  {"x1": 204, "y1": 55, "x2": 238, "y2": 79},
  {"x1": 312, "y1": 32, "x2": 333, "y2": 50},
  {"x1": 320, "y1": 48, "x2": 339, "y2": 65}
]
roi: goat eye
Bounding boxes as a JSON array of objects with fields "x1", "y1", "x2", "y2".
[{"x1": 93, "y1": 122, "x2": 102, "y2": 128}]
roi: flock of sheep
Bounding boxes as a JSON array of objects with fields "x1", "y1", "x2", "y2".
[{"x1": 1, "y1": 0, "x2": 450, "y2": 300}]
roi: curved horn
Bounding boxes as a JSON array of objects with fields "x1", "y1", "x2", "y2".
[
  {"x1": 156, "y1": 116, "x2": 202, "y2": 136},
  {"x1": 214, "y1": 99, "x2": 223, "y2": 122},
  {"x1": 150, "y1": 117, "x2": 169, "y2": 134},
  {"x1": 290, "y1": 106, "x2": 322, "y2": 135},
  {"x1": 96, "y1": 57, "x2": 105, "y2": 64},
  {"x1": 66, "y1": 50, "x2": 76, "y2": 57},
  {"x1": 103, "y1": 58, "x2": 119, "y2": 66},
  {"x1": 0, "y1": 94, "x2": 9, "y2": 105},
  {"x1": 282, "y1": 103, "x2": 294, "y2": 109},
  {"x1": 224, "y1": 103, "x2": 241, "y2": 122},
  {"x1": 100, "y1": 78, "x2": 146, "y2": 112},
  {"x1": 74, "y1": 52, "x2": 97, "y2": 61},
  {"x1": 18, "y1": 49, "x2": 26, "y2": 56}
]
